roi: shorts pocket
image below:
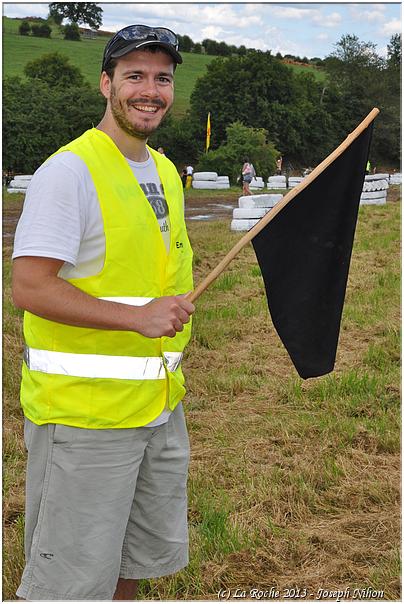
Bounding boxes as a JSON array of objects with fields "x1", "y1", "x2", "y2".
[{"x1": 52, "y1": 424, "x2": 77, "y2": 446}]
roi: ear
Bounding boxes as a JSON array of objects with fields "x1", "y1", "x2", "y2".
[{"x1": 100, "y1": 71, "x2": 112, "y2": 99}]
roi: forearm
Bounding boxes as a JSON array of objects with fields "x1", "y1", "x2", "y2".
[
  {"x1": 12, "y1": 257, "x2": 195, "y2": 338},
  {"x1": 13, "y1": 272, "x2": 140, "y2": 332}
]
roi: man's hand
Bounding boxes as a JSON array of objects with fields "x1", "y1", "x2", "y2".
[{"x1": 136, "y1": 295, "x2": 195, "y2": 338}]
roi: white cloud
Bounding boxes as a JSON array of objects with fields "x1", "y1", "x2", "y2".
[
  {"x1": 200, "y1": 25, "x2": 225, "y2": 40},
  {"x1": 2, "y1": 3, "x2": 48, "y2": 18},
  {"x1": 380, "y1": 19, "x2": 402, "y2": 36},
  {"x1": 269, "y1": 5, "x2": 341, "y2": 28},
  {"x1": 317, "y1": 33, "x2": 329, "y2": 41},
  {"x1": 349, "y1": 4, "x2": 387, "y2": 23},
  {"x1": 271, "y1": 6, "x2": 317, "y2": 20},
  {"x1": 312, "y1": 12, "x2": 342, "y2": 28}
]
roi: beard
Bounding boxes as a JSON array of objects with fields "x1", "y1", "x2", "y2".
[{"x1": 110, "y1": 85, "x2": 170, "y2": 140}]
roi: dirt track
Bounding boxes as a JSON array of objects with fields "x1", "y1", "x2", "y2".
[
  {"x1": 4, "y1": 186, "x2": 400, "y2": 245},
  {"x1": 184, "y1": 190, "x2": 241, "y2": 221}
]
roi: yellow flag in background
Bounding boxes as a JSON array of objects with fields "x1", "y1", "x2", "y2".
[{"x1": 206, "y1": 112, "x2": 211, "y2": 151}]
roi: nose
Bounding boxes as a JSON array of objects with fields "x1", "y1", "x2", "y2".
[{"x1": 140, "y1": 77, "x2": 159, "y2": 99}]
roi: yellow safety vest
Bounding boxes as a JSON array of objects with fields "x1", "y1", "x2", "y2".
[{"x1": 21, "y1": 128, "x2": 193, "y2": 429}]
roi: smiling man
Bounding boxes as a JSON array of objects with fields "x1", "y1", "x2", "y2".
[{"x1": 12, "y1": 25, "x2": 194, "y2": 601}]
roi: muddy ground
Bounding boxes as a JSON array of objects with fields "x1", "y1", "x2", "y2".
[{"x1": 3, "y1": 186, "x2": 400, "y2": 244}]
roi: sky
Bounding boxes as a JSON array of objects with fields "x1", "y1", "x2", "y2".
[{"x1": 2, "y1": 2, "x2": 402, "y2": 59}]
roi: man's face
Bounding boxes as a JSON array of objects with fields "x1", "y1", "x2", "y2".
[{"x1": 102, "y1": 49, "x2": 174, "y2": 140}]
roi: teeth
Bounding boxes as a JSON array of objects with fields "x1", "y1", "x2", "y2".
[{"x1": 133, "y1": 105, "x2": 158, "y2": 113}]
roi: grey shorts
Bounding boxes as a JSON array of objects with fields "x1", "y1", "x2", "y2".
[{"x1": 17, "y1": 404, "x2": 190, "y2": 601}]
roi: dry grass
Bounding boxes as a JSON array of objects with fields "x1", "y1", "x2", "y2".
[{"x1": 3, "y1": 188, "x2": 401, "y2": 600}]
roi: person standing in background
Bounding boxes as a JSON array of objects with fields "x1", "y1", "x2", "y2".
[
  {"x1": 186, "y1": 164, "x2": 194, "y2": 189},
  {"x1": 241, "y1": 157, "x2": 254, "y2": 196},
  {"x1": 181, "y1": 166, "x2": 188, "y2": 188}
]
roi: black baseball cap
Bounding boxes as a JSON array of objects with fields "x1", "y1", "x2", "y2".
[{"x1": 102, "y1": 24, "x2": 183, "y2": 71}]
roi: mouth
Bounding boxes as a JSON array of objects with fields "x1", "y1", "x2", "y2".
[{"x1": 130, "y1": 103, "x2": 161, "y2": 114}]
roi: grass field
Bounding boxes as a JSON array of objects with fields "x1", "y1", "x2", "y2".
[
  {"x1": 2, "y1": 16, "x2": 325, "y2": 118},
  {"x1": 3, "y1": 186, "x2": 400, "y2": 600}
]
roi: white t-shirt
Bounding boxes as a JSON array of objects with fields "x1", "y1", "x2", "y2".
[
  {"x1": 186, "y1": 166, "x2": 194, "y2": 176},
  {"x1": 13, "y1": 150, "x2": 174, "y2": 427}
]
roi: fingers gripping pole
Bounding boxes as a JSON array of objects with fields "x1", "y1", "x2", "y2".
[{"x1": 186, "y1": 108, "x2": 380, "y2": 305}]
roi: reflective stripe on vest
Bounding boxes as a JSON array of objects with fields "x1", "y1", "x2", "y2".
[
  {"x1": 24, "y1": 347, "x2": 183, "y2": 380},
  {"x1": 99, "y1": 296, "x2": 153, "y2": 306}
]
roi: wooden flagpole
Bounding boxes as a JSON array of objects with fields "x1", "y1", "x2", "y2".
[{"x1": 187, "y1": 107, "x2": 379, "y2": 304}]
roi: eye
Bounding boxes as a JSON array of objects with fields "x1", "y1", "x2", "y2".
[
  {"x1": 128, "y1": 74, "x2": 141, "y2": 81},
  {"x1": 158, "y1": 76, "x2": 172, "y2": 84}
]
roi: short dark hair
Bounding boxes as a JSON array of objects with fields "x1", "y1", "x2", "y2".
[{"x1": 103, "y1": 45, "x2": 176, "y2": 79}]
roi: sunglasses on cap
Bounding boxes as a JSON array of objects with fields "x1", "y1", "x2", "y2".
[{"x1": 102, "y1": 24, "x2": 182, "y2": 70}]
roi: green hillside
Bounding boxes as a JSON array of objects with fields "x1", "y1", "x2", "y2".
[
  {"x1": 3, "y1": 16, "x2": 325, "y2": 117},
  {"x1": 2, "y1": 17, "x2": 215, "y2": 117}
]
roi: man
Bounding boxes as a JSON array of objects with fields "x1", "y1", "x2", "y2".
[
  {"x1": 12, "y1": 24, "x2": 195, "y2": 601},
  {"x1": 185, "y1": 164, "x2": 194, "y2": 188}
]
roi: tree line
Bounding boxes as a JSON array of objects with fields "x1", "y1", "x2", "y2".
[
  {"x1": 3, "y1": 32, "x2": 400, "y2": 177},
  {"x1": 151, "y1": 33, "x2": 400, "y2": 173},
  {"x1": 178, "y1": 33, "x2": 325, "y2": 65}
]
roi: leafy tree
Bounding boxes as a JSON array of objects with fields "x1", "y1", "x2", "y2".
[
  {"x1": 19, "y1": 20, "x2": 31, "y2": 35},
  {"x1": 202, "y1": 38, "x2": 220, "y2": 55},
  {"x1": 189, "y1": 51, "x2": 332, "y2": 163},
  {"x1": 196, "y1": 121, "x2": 279, "y2": 183},
  {"x1": 217, "y1": 41, "x2": 231, "y2": 56},
  {"x1": 63, "y1": 22, "x2": 81, "y2": 41},
  {"x1": 48, "y1": 3, "x2": 102, "y2": 29},
  {"x1": 3, "y1": 76, "x2": 105, "y2": 173},
  {"x1": 24, "y1": 52, "x2": 84, "y2": 87},
  {"x1": 31, "y1": 22, "x2": 52, "y2": 38},
  {"x1": 193, "y1": 42, "x2": 202, "y2": 54},
  {"x1": 324, "y1": 33, "x2": 399, "y2": 165},
  {"x1": 387, "y1": 33, "x2": 401, "y2": 70},
  {"x1": 148, "y1": 114, "x2": 200, "y2": 167},
  {"x1": 178, "y1": 34, "x2": 193, "y2": 53}
]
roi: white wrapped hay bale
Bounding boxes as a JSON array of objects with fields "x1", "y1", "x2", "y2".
[
  {"x1": 231, "y1": 193, "x2": 283, "y2": 231},
  {"x1": 7, "y1": 187, "x2": 28, "y2": 193},
  {"x1": 288, "y1": 177, "x2": 304, "y2": 188},
  {"x1": 13, "y1": 175, "x2": 32, "y2": 181},
  {"x1": 9, "y1": 178, "x2": 30, "y2": 189},
  {"x1": 365, "y1": 173, "x2": 389, "y2": 181},
  {"x1": 268, "y1": 175, "x2": 287, "y2": 189},
  {"x1": 250, "y1": 176, "x2": 265, "y2": 189},
  {"x1": 238, "y1": 194, "x2": 283, "y2": 209},
  {"x1": 233, "y1": 207, "x2": 269, "y2": 219},
  {"x1": 193, "y1": 172, "x2": 218, "y2": 181},
  {"x1": 191, "y1": 171, "x2": 228, "y2": 188},
  {"x1": 230, "y1": 218, "x2": 260, "y2": 231},
  {"x1": 389, "y1": 173, "x2": 401, "y2": 185},
  {"x1": 360, "y1": 190, "x2": 387, "y2": 205},
  {"x1": 192, "y1": 180, "x2": 227, "y2": 190},
  {"x1": 362, "y1": 179, "x2": 388, "y2": 192}
]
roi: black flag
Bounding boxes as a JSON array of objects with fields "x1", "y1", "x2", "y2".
[{"x1": 252, "y1": 123, "x2": 374, "y2": 379}]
